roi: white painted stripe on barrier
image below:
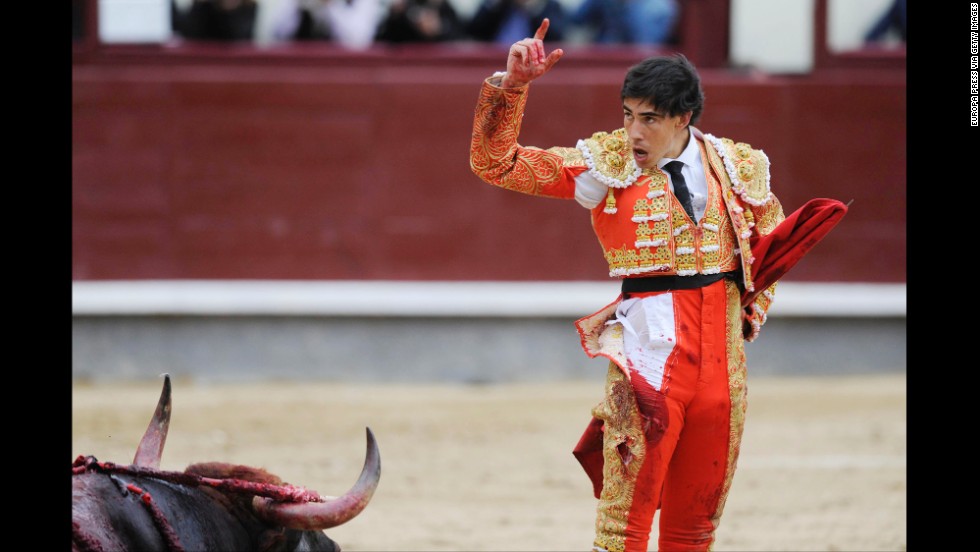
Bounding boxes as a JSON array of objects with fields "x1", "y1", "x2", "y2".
[
  {"x1": 71, "y1": 280, "x2": 906, "y2": 317},
  {"x1": 764, "y1": 282, "x2": 906, "y2": 317}
]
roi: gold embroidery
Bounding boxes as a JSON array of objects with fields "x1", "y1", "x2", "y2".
[
  {"x1": 593, "y1": 363, "x2": 646, "y2": 552},
  {"x1": 579, "y1": 129, "x2": 642, "y2": 188},
  {"x1": 632, "y1": 198, "x2": 652, "y2": 221},
  {"x1": 721, "y1": 138, "x2": 770, "y2": 205},
  {"x1": 734, "y1": 142, "x2": 753, "y2": 160},
  {"x1": 703, "y1": 135, "x2": 759, "y2": 290},
  {"x1": 637, "y1": 247, "x2": 656, "y2": 269},
  {"x1": 604, "y1": 135, "x2": 625, "y2": 152},
  {"x1": 470, "y1": 83, "x2": 570, "y2": 197},
  {"x1": 547, "y1": 146, "x2": 585, "y2": 166},
  {"x1": 711, "y1": 280, "x2": 749, "y2": 528},
  {"x1": 753, "y1": 199, "x2": 785, "y2": 235},
  {"x1": 674, "y1": 214, "x2": 697, "y2": 275},
  {"x1": 697, "y1": 145, "x2": 740, "y2": 274},
  {"x1": 635, "y1": 221, "x2": 654, "y2": 245},
  {"x1": 736, "y1": 160, "x2": 755, "y2": 182}
]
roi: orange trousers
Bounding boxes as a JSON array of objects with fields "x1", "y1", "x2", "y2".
[{"x1": 592, "y1": 279, "x2": 747, "y2": 552}]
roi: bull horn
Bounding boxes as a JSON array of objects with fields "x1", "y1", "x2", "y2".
[
  {"x1": 252, "y1": 427, "x2": 381, "y2": 531},
  {"x1": 133, "y1": 373, "x2": 172, "y2": 468}
]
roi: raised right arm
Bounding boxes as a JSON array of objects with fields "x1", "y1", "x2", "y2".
[{"x1": 468, "y1": 19, "x2": 585, "y2": 199}]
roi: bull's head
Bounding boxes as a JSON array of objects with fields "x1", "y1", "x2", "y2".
[
  {"x1": 73, "y1": 374, "x2": 380, "y2": 551},
  {"x1": 132, "y1": 374, "x2": 381, "y2": 532}
]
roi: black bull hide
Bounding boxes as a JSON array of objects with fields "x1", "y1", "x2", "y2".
[{"x1": 72, "y1": 375, "x2": 381, "y2": 552}]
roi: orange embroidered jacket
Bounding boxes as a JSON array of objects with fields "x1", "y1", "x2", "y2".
[{"x1": 469, "y1": 76, "x2": 785, "y2": 340}]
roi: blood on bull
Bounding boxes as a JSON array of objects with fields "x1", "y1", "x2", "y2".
[{"x1": 71, "y1": 374, "x2": 380, "y2": 551}]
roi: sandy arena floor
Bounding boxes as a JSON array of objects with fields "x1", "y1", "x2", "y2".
[{"x1": 72, "y1": 374, "x2": 906, "y2": 551}]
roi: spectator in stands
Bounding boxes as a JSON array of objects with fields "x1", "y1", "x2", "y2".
[
  {"x1": 173, "y1": 0, "x2": 259, "y2": 41},
  {"x1": 375, "y1": 0, "x2": 465, "y2": 43},
  {"x1": 465, "y1": 0, "x2": 567, "y2": 45},
  {"x1": 570, "y1": 0, "x2": 679, "y2": 45},
  {"x1": 863, "y1": 0, "x2": 906, "y2": 44},
  {"x1": 270, "y1": 0, "x2": 382, "y2": 50}
]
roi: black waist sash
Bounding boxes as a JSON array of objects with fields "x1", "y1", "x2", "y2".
[{"x1": 621, "y1": 271, "x2": 741, "y2": 297}]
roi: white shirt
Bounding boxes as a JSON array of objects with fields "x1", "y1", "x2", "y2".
[{"x1": 657, "y1": 130, "x2": 708, "y2": 223}]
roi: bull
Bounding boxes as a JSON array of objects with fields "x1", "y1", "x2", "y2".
[{"x1": 72, "y1": 374, "x2": 380, "y2": 551}]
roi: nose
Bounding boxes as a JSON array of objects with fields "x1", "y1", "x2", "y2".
[{"x1": 625, "y1": 120, "x2": 642, "y2": 143}]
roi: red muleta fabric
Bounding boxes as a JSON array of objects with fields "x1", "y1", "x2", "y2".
[{"x1": 741, "y1": 197, "x2": 849, "y2": 307}]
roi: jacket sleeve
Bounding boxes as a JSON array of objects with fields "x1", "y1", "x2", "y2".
[
  {"x1": 469, "y1": 76, "x2": 581, "y2": 199},
  {"x1": 742, "y1": 192, "x2": 785, "y2": 342}
]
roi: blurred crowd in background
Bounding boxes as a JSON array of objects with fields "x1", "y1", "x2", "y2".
[
  {"x1": 74, "y1": 0, "x2": 906, "y2": 64},
  {"x1": 168, "y1": 0, "x2": 683, "y2": 49}
]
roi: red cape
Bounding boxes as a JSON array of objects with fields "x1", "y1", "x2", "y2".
[
  {"x1": 741, "y1": 197, "x2": 849, "y2": 307},
  {"x1": 573, "y1": 198, "x2": 849, "y2": 498}
]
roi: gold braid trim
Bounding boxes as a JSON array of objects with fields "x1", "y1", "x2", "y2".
[
  {"x1": 710, "y1": 280, "x2": 750, "y2": 535},
  {"x1": 593, "y1": 363, "x2": 646, "y2": 552}
]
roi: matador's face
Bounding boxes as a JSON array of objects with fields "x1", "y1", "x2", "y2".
[{"x1": 622, "y1": 98, "x2": 692, "y2": 169}]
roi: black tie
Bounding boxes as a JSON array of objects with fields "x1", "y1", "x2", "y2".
[{"x1": 664, "y1": 161, "x2": 695, "y2": 220}]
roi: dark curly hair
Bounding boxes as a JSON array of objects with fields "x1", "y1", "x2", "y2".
[{"x1": 621, "y1": 54, "x2": 705, "y2": 126}]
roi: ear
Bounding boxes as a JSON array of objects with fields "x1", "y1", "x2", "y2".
[{"x1": 677, "y1": 111, "x2": 693, "y2": 128}]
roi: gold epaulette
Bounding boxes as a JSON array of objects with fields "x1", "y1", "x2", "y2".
[
  {"x1": 575, "y1": 129, "x2": 641, "y2": 188},
  {"x1": 703, "y1": 134, "x2": 772, "y2": 206}
]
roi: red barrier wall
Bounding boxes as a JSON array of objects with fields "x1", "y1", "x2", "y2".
[{"x1": 72, "y1": 45, "x2": 905, "y2": 283}]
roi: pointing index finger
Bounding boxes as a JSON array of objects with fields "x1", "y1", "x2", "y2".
[{"x1": 533, "y1": 18, "x2": 550, "y2": 41}]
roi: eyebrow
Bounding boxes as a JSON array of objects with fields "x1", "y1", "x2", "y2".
[{"x1": 623, "y1": 104, "x2": 663, "y2": 118}]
